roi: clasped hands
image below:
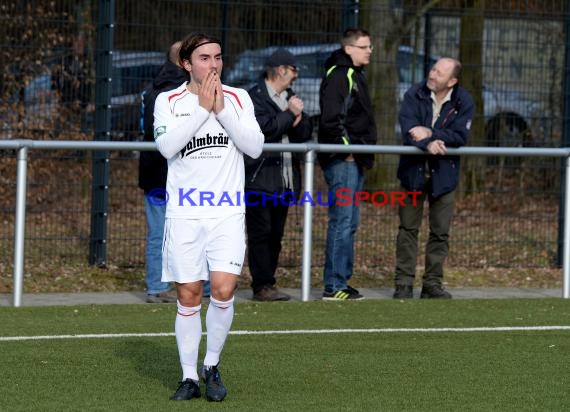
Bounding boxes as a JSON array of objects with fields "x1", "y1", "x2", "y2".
[
  {"x1": 288, "y1": 95, "x2": 304, "y2": 127},
  {"x1": 197, "y1": 70, "x2": 224, "y2": 114},
  {"x1": 409, "y1": 126, "x2": 447, "y2": 155}
]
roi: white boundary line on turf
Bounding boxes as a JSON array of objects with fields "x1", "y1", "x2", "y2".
[{"x1": 1, "y1": 325, "x2": 570, "y2": 342}]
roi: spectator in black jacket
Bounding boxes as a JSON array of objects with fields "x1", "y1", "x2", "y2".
[
  {"x1": 139, "y1": 41, "x2": 189, "y2": 303},
  {"x1": 245, "y1": 48, "x2": 312, "y2": 301},
  {"x1": 318, "y1": 28, "x2": 377, "y2": 301},
  {"x1": 394, "y1": 57, "x2": 474, "y2": 300}
]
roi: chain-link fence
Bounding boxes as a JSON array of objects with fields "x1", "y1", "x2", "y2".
[{"x1": 0, "y1": 1, "x2": 567, "y2": 291}]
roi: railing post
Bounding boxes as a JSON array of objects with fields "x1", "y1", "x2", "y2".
[
  {"x1": 562, "y1": 157, "x2": 570, "y2": 299},
  {"x1": 301, "y1": 149, "x2": 316, "y2": 301},
  {"x1": 13, "y1": 146, "x2": 28, "y2": 307}
]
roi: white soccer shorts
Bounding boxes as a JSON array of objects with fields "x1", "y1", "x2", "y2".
[{"x1": 161, "y1": 213, "x2": 245, "y2": 283}]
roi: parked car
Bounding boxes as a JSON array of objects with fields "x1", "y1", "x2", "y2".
[
  {"x1": 226, "y1": 43, "x2": 542, "y2": 146},
  {"x1": 106, "y1": 51, "x2": 165, "y2": 139},
  {"x1": 1, "y1": 65, "x2": 58, "y2": 138},
  {"x1": 1, "y1": 51, "x2": 165, "y2": 140}
]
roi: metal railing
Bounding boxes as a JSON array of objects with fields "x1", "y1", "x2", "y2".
[{"x1": 2, "y1": 139, "x2": 570, "y2": 306}]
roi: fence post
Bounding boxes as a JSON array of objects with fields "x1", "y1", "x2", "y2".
[
  {"x1": 562, "y1": 156, "x2": 570, "y2": 299},
  {"x1": 13, "y1": 146, "x2": 28, "y2": 307},
  {"x1": 558, "y1": 2, "x2": 570, "y2": 266},
  {"x1": 342, "y1": 0, "x2": 360, "y2": 29},
  {"x1": 89, "y1": 0, "x2": 115, "y2": 266},
  {"x1": 301, "y1": 149, "x2": 316, "y2": 301}
]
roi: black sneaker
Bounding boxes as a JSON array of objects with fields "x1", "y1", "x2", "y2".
[
  {"x1": 322, "y1": 287, "x2": 364, "y2": 301},
  {"x1": 202, "y1": 364, "x2": 227, "y2": 402},
  {"x1": 420, "y1": 284, "x2": 452, "y2": 299},
  {"x1": 393, "y1": 285, "x2": 413, "y2": 299},
  {"x1": 252, "y1": 286, "x2": 291, "y2": 302},
  {"x1": 170, "y1": 378, "x2": 201, "y2": 401},
  {"x1": 346, "y1": 285, "x2": 361, "y2": 296}
]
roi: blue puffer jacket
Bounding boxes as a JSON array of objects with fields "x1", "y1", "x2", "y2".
[{"x1": 397, "y1": 81, "x2": 474, "y2": 198}]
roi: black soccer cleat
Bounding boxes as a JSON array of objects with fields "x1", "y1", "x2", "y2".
[
  {"x1": 169, "y1": 378, "x2": 201, "y2": 401},
  {"x1": 202, "y1": 364, "x2": 227, "y2": 402}
]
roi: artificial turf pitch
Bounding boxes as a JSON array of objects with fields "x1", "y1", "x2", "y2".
[{"x1": 1, "y1": 299, "x2": 569, "y2": 411}]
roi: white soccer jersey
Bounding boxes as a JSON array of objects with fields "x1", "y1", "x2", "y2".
[{"x1": 154, "y1": 82, "x2": 264, "y2": 218}]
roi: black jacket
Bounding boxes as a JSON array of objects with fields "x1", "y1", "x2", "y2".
[
  {"x1": 138, "y1": 60, "x2": 188, "y2": 194},
  {"x1": 245, "y1": 77, "x2": 313, "y2": 197},
  {"x1": 317, "y1": 49, "x2": 377, "y2": 169},
  {"x1": 397, "y1": 81, "x2": 474, "y2": 198}
]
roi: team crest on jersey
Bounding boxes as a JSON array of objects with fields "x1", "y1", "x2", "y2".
[
  {"x1": 180, "y1": 132, "x2": 230, "y2": 158},
  {"x1": 154, "y1": 126, "x2": 166, "y2": 140}
]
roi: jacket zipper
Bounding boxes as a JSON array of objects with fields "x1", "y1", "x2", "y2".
[
  {"x1": 440, "y1": 107, "x2": 457, "y2": 128},
  {"x1": 249, "y1": 157, "x2": 265, "y2": 183}
]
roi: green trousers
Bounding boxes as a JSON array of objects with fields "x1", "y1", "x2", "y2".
[{"x1": 394, "y1": 187, "x2": 455, "y2": 287}]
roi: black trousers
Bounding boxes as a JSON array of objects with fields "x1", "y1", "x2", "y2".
[{"x1": 245, "y1": 194, "x2": 289, "y2": 293}]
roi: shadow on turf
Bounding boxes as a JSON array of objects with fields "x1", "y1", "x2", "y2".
[{"x1": 115, "y1": 339, "x2": 179, "y2": 391}]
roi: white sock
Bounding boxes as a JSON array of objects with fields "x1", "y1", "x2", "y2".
[
  {"x1": 203, "y1": 296, "x2": 234, "y2": 367},
  {"x1": 175, "y1": 300, "x2": 202, "y2": 381}
]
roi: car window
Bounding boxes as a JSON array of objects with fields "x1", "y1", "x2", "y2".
[
  {"x1": 112, "y1": 64, "x2": 162, "y2": 97},
  {"x1": 24, "y1": 74, "x2": 53, "y2": 104},
  {"x1": 295, "y1": 52, "x2": 328, "y2": 79},
  {"x1": 225, "y1": 54, "x2": 264, "y2": 85}
]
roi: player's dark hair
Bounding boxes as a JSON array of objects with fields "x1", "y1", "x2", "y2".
[{"x1": 179, "y1": 33, "x2": 222, "y2": 65}]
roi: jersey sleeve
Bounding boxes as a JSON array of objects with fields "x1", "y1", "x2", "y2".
[
  {"x1": 153, "y1": 90, "x2": 210, "y2": 160},
  {"x1": 216, "y1": 87, "x2": 264, "y2": 159}
]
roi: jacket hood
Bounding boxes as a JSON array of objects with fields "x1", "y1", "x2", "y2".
[
  {"x1": 153, "y1": 60, "x2": 188, "y2": 90},
  {"x1": 324, "y1": 48, "x2": 361, "y2": 72},
  {"x1": 324, "y1": 49, "x2": 351, "y2": 70}
]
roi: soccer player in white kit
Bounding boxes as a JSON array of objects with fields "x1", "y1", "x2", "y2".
[{"x1": 153, "y1": 33, "x2": 263, "y2": 402}]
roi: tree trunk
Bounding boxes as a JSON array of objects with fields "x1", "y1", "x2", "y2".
[
  {"x1": 360, "y1": 0, "x2": 402, "y2": 190},
  {"x1": 459, "y1": 0, "x2": 486, "y2": 194}
]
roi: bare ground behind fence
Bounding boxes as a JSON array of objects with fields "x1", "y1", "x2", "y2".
[{"x1": 0, "y1": 153, "x2": 563, "y2": 294}]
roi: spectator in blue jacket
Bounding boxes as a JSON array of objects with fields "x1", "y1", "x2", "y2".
[
  {"x1": 245, "y1": 48, "x2": 313, "y2": 301},
  {"x1": 394, "y1": 57, "x2": 474, "y2": 299}
]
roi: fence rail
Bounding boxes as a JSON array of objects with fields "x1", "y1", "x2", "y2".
[{"x1": 2, "y1": 140, "x2": 570, "y2": 306}]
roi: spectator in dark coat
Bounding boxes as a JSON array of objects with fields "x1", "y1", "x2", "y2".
[
  {"x1": 393, "y1": 57, "x2": 474, "y2": 300},
  {"x1": 245, "y1": 48, "x2": 312, "y2": 301}
]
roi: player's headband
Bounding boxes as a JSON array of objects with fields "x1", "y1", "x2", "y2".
[{"x1": 188, "y1": 40, "x2": 221, "y2": 56}]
